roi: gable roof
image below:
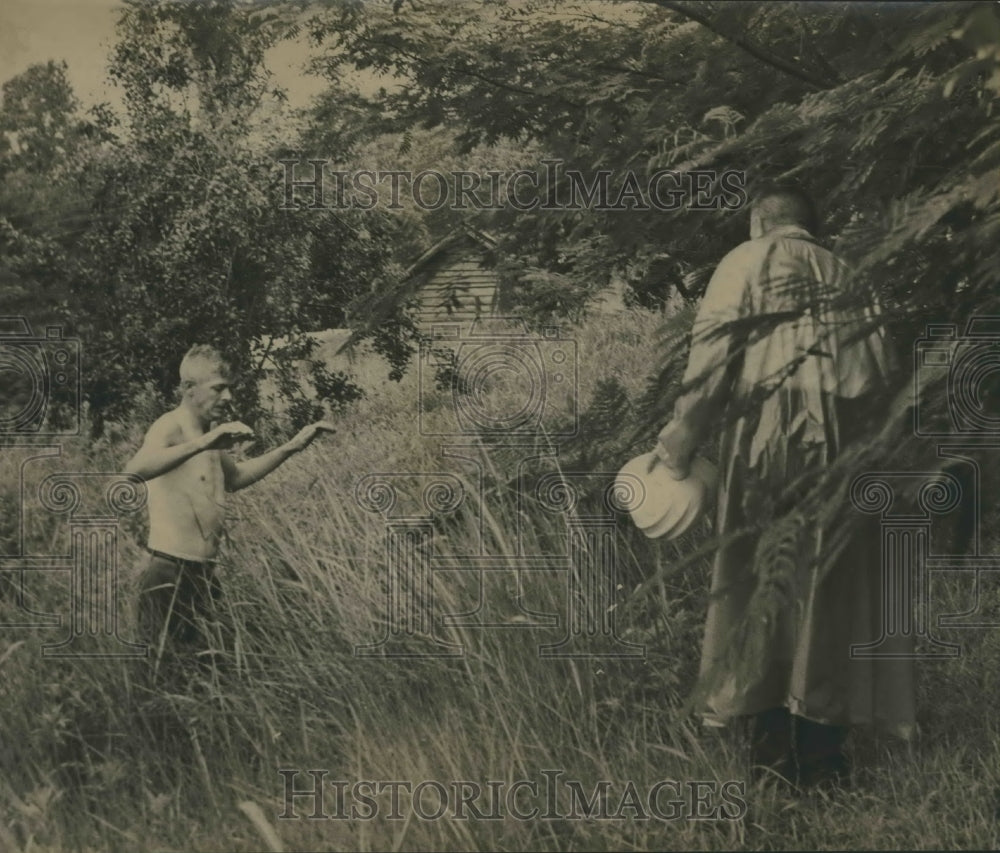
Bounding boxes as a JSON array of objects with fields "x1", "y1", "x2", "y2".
[
  {"x1": 332, "y1": 226, "x2": 499, "y2": 357},
  {"x1": 404, "y1": 227, "x2": 498, "y2": 280}
]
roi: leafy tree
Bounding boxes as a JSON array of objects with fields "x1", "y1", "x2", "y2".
[
  {"x1": 306, "y1": 1, "x2": 997, "y2": 320},
  {"x1": 58, "y1": 0, "x2": 398, "y2": 433},
  {"x1": 0, "y1": 60, "x2": 91, "y2": 175},
  {"x1": 0, "y1": 61, "x2": 115, "y2": 334}
]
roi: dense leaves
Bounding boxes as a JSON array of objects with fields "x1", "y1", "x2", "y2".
[
  {"x1": 306, "y1": 1, "x2": 998, "y2": 322},
  {"x1": 1, "y1": 0, "x2": 400, "y2": 434}
]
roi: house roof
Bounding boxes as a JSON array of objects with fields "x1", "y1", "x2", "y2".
[
  {"x1": 331, "y1": 226, "x2": 499, "y2": 357},
  {"x1": 403, "y1": 227, "x2": 498, "y2": 279}
]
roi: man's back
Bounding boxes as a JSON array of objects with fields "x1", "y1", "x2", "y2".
[{"x1": 719, "y1": 224, "x2": 895, "y2": 400}]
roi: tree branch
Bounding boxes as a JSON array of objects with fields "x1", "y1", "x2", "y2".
[
  {"x1": 639, "y1": 0, "x2": 840, "y2": 90},
  {"x1": 350, "y1": 34, "x2": 585, "y2": 108}
]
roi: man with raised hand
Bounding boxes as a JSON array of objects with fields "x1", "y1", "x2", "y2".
[
  {"x1": 125, "y1": 344, "x2": 333, "y2": 666},
  {"x1": 653, "y1": 186, "x2": 910, "y2": 789}
]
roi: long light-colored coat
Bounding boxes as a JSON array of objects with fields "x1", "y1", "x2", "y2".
[{"x1": 660, "y1": 224, "x2": 916, "y2": 738}]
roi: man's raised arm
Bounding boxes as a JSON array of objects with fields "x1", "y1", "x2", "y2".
[
  {"x1": 653, "y1": 244, "x2": 753, "y2": 478},
  {"x1": 222, "y1": 421, "x2": 335, "y2": 492},
  {"x1": 124, "y1": 419, "x2": 254, "y2": 481}
]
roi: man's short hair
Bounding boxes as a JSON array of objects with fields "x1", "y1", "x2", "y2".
[
  {"x1": 179, "y1": 345, "x2": 230, "y2": 388},
  {"x1": 752, "y1": 184, "x2": 820, "y2": 235}
]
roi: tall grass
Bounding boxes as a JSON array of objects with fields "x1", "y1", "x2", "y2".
[{"x1": 2, "y1": 307, "x2": 1000, "y2": 851}]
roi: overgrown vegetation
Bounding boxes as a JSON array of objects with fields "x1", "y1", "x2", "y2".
[
  {"x1": 2, "y1": 1, "x2": 1000, "y2": 850},
  {"x1": 4, "y1": 312, "x2": 1000, "y2": 851}
]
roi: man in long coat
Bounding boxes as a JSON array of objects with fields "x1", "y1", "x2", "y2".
[{"x1": 654, "y1": 186, "x2": 915, "y2": 786}]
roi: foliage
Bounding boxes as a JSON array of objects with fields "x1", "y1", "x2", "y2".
[
  {"x1": 0, "y1": 1, "x2": 399, "y2": 435},
  {"x1": 3, "y1": 3, "x2": 1000, "y2": 847},
  {"x1": 0, "y1": 61, "x2": 115, "y2": 332},
  {"x1": 5, "y1": 312, "x2": 1000, "y2": 850},
  {"x1": 306, "y1": 1, "x2": 998, "y2": 321},
  {"x1": 0, "y1": 60, "x2": 102, "y2": 176}
]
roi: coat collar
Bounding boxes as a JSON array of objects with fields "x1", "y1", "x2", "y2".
[{"x1": 764, "y1": 224, "x2": 816, "y2": 241}]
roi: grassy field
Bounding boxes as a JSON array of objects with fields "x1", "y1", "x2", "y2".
[{"x1": 2, "y1": 307, "x2": 1000, "y2": 852}]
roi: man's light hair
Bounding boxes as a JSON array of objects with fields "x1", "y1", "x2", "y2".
[
  {"x1": 752, "y1": 184, "x2": 819, "y2": 235},
  {"x1": 179, "y1": 344, "x2": 231, "y2": 389}
]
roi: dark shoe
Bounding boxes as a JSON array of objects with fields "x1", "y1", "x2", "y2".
[
  {"x1": 793, "y1": 716, "x2": 851, "y2": 791},
  {"x1": 749, "y1": 707, "x2": 795, "y2": 787}
]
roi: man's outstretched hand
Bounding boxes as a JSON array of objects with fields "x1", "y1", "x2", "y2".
[
  {"x1": 201, "y1": 421, "x2": 255, "y2": 451},
  {"x1": 289, "y1": 421, "x2": 337, "y2": 454},
  {"x1": 649, "y1": 421, "x2": 693, "y2": 480}
]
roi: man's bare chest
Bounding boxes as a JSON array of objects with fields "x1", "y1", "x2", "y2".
[{"x1": 165, "y1": 446, "x2": 224, "y2": 498}]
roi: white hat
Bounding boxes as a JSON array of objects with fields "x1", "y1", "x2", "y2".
[{"x1": 616, "y1": 452, "x2": 718, "y2": 539}]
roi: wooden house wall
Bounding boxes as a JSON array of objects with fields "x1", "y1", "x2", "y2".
[{"x1": 412, "y1": 245, "x2": 499, "y2": 326}]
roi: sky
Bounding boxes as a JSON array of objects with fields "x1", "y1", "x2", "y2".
[
  {"x1": 0, "y1": 0, "x2": 123, "y2": 106},
  {"x1": 0, "y1": 0, "x2": 334, "y2": 113},
  {"x1": 0, "y1": 0, "x2": 642, "y2": 116}
]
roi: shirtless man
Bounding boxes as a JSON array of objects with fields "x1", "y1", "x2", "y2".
[{"x1": 125, "y1": 344, "x2": 333, "y2": 659}]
